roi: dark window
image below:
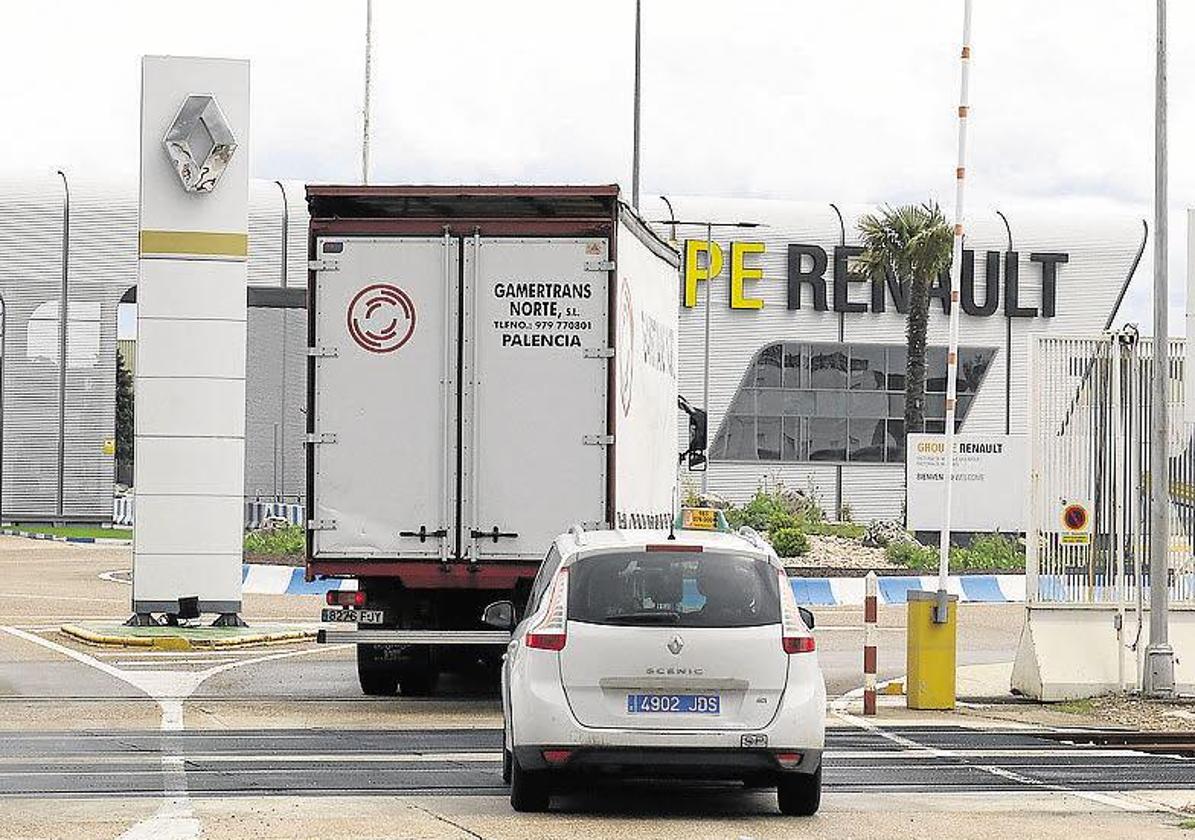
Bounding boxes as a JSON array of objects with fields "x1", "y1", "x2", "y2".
[
  {"x1": 710, "y1": 342, "x2": 996, "y2": 465},
  {"x1": 527, "y1": 547, "x2": 562, "y2": 614},
  {"x1": 568, "y1": 552, "x2": 781, "y2": 628},
  {"x1": 849, "y1": 344, "x2": 886, "y2": 391}
]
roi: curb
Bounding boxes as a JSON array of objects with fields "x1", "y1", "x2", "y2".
[
  {"x1": 2, "y1": 528, "x2": 132, "y2": 546},
  {"x1": 60, "y1": 623, "x2": 314, "y2": 650}
]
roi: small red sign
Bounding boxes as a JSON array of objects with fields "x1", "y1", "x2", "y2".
[{"x1": 1062, "y1": 503, "x2": 1088, "y2": 532}]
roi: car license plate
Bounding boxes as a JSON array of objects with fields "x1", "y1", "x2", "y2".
[
  {"x1": 626, "y1": 694, "x2": 720, "y2": 714},
  {"x1": 320, "y1": 608, "x2": 384, "y2": 624}
]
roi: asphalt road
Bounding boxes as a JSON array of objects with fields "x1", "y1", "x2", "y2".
[{"x1": 1, "y1": 726, "x2": 1192, "y2": 799}]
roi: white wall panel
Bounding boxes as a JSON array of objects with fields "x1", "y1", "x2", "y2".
[
  {"x1": 136, "y1": 319, "x2": 246, "y2": 379},
  {"x1": 137, "y1": 378, "x2": 246, "y2": 438},
  {"x1": 135, "y1": 437, "x2": 245, "y2": 496},
  {"x1": 134, "y1": 495, "x2": 244, "y2": 554}
]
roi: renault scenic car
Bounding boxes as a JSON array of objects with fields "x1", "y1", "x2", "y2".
[{"x1": 485, "y1": 516, "x2": 825, "y2": 815}]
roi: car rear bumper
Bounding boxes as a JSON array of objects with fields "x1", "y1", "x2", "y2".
[{"x1": 512, "y1": 745, "x2": 822, "y2": 778}]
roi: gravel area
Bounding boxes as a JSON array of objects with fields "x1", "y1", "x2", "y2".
[
  {"x1": 786, "y1": 534, "x2": 897, "y2": 571},
  {"x1": 968, "y1": 694, "x2": 1195, "y2": 732}
]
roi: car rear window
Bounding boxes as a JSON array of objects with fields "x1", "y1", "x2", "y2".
[{"x1": 567, "y1": 551, "x2": 781, "y2": 628}]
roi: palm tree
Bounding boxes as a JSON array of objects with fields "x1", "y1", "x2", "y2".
[{"x1": 856, "y1": 203, "x2": 953, "y2": 436}]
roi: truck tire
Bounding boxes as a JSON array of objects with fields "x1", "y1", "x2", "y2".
[
  {"x1": 356, "y1": 645, "x2": 399, "y2": 696},
  {"x1": 509, "y1": 756, "x2": 551, "y2": 812},
  {"x1": 396, "y1": 662, "x2": 437, "y2": 696},
  {"x1": 777, "y1": 767, "x2": 821, "y2": 816}
]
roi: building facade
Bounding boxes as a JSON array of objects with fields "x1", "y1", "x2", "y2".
[
  {"x1": 0, "y1": 176, "x2": 308, "y2": 521},
  {"x1": 641, "y1": 196, "x2": 1147, "y2": 523}
]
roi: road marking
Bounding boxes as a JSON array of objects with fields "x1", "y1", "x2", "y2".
[
  {"x1": 0, "y1": 592, "x2": 127, "y2": 603},
  {"x1": 829, "y1": 694, "x2": 1173, "y2": 814},
  {"x1": 114, "y1": 659, "x2": 238, "y2": 668},
  {"x1": 0, "y1": 752, "x2": 504, "y2": 767}
]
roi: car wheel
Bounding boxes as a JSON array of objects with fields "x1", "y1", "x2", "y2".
[
  {"x1": 777, "y1": 767, "x2": 821, "y2": 816},
  {"x1": 509, "y1": 755, "x2": 551, "y2": 812},
  {"x1": 396, "y1": 663, "x2": 438, "y2": 697}
]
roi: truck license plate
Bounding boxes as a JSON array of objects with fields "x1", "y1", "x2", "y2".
[
  {"x1": 321, "y1": 608, "x2": 384, "y2": 624},
  {"x1": 627, "y1": 694, "x2": 720, "y2": 714}
]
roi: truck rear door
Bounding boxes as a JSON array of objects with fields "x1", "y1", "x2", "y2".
[
  {"x1": 311, "y1": 236, "x2": 456, "y2": 559},
  {"x1": 462, "y1": 237, "x2": 609, "y2": 561}
]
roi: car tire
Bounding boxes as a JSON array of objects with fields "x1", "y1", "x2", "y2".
[
  {"x1": 396, "y1": 663, "x2": 437, "y2": 697},
  {"x1": 777, "y1": 767, "x2": 821, "y2": 816},
  {"x1": 356, "y1": 645, "x2": 398, "y2": 696},
  {"x1": 509, "y1": 755, "x2": 551, "y2": 812},
  {"x1": 502, "y1": 748, "x2": 512, "y2": 784}
]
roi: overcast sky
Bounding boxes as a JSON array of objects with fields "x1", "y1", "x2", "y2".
[{"x1": 2, "y1": 1, "x2": 1190, "y2": 333}]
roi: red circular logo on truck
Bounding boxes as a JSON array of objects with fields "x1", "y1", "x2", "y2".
[{"x1": 347, "y1": 283, "x2": 416, "y2": 353}]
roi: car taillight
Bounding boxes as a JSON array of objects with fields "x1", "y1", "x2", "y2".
[
  {"x1": 326, "y1": 590, "x2": 366, "y2": 607},
  {"x1": 525, "y1": 568, "x2": 568, "y2": 651},
  {"x1": 778, "y1": 570, "x2": 814, "y2": 654},
  {"x1": 542, "y1": 749, "x2": 573, "y2": 765},
  {"x1": 774, "y1": 751, "x2": 803, "y2": 769}
]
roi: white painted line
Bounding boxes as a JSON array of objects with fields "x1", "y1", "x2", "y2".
[
  {"x1": 0, "y1": 592, "x2": 127, "y2": 604},
  {"x1": 114, "y1": 659, "x2": 237, "y2": 668},
  {"x1": 0, "y1": 752, "x2": 504, "y2": 766}
]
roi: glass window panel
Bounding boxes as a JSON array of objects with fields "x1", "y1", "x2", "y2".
[
  {"x1": 757, "y1": 389, "x2": 784, "y2": 415},
  {"x1": 924, "y1": 394, "x2": 946, "y2": 417},
  {"x1": 730, "y1": 388, "x2": 756, "y2": 415},
  {"x1": 926, "y1": 347, "x2": 948, "y2": 393},
  {"x1": 888, "y1": 394, "x2": 905, "y2": 418},
  {"x1": 956, "y1": 348, "x2": 994, "y2": 394},
  {"x1": 782, "y1": 343, "x2": 804, "y2": 388},
  {"x1": 721, "y1": 416, "x2": 757, "y2": 460},
  {"x1": 814, "y1": 391, "x2": 846, "y2": 416},
  {"x1": 754, "y1": 344, "x2": 782, "y2": 387},
  {"x1": 848, "y1": 418, "x2": 886, "y2": 463},
  {"x1": 885, "y1": 418, "x2": 906, "y2": 462},
  {"x1": 756, "y1": 416, "x2": 782, "y2": 461},
  {"x1": 956, "y1": 394, "x2": 974, "y2": 421},
  {"x1": 887, "y1": 345, "x2": 906, "y2": 392},
  {"x1": 809, "y1": 344, "x2": 848, "y2": 389},
  {"x1": 848, "y1": 392, "x2": 887, "y2": 417},
  {"x1": 709, "y1": 427, "x2": 728, "y2": 459},
  {"x1": 783, "y1": 390, "x2": 815, "y2": 416},
  {"x1": 808, "y1": 417, "x2": 846, "y2": 462},
  {"x1": 849, "y1": 344, "x2": 886, "y2": 391},
  {"x1": 782, "y1": 417, "x2": 804, "y2": 461},
  {"x1": 925, "y1": 419, "x2": 946, "y2": 434}
]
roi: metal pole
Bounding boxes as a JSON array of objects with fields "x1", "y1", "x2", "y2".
[
  {"x1": 1145, "y1": 0, "x2": 1176, "y2": 696},
  {"x1": 56, "y1": 170, "x2": 70, "y2": 522},
  {"x1": 701, "y1": 220, "x2": 711, "y2": 493},
  {"x1": 936, "y1": 0, "x2": 973, "y2": 622},
  {"x1": 362, "y1": 0, "x2": 373, "y2": 185},
  {"x1": 631, "y1": 0, "x2": 642, "y2": 209}
]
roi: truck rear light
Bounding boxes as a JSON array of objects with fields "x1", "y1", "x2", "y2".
[
  {"x1": 782, "y1": 636, "x2": 816, "y2": 654},
  {"x1": 326, "y1": 590, "x2": 366, "y2": 607},
  {"x1": 526, "y1": 568, "x2": 568, "y2": 651},
  {"x1": 645, "y1": 544, "x2": 703, "y2": 553},
  {"x1": 774, "y1": 751, "x2": 803, "y2": 769},
  {"x1": 778, "y1": 570, "x2": 813, "y2": 654},
  {"x1": 542, "y1": 749, "x2": 573, "y2": 765}
]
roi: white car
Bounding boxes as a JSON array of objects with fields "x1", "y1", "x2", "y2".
[{"x1": 484, "y1": 519, "x2": 826, "y2": 815}]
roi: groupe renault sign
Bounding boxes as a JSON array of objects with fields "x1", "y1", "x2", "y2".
[{"x1": 682, "y1": 239, "x2": 1069, "y2": 318}]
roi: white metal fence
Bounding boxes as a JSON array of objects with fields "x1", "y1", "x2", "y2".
[{"x1": 1027, "y1": 332, "x2": 1195, "y2": 606}]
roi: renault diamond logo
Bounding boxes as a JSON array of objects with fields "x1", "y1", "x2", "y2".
[
  {"x1": 667, "y1": 634, "x2": 684, "y2": 656},
  {"x1": 163, "y1": 94, "x2": 237, "y2": 194}
]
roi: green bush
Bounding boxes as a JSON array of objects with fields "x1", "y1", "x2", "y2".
[
  {"x1": 244, "y1": 525, "x2": 305, "y2": 556},
  {"x1": 885, "y1": 534, "x2": 1024, "y2": 572},
  {"x1": 803, "y1": 521, "x2": 866, "y2": 540},
  {"x1": 770, "y1": 527, "x2": 810, "y2": 558}
]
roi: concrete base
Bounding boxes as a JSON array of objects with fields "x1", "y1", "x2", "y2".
[{"x1": 1011, "y1": 603, "x2": 1195, "y2": 700}]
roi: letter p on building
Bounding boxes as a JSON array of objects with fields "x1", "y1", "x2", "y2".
[{"x1": 683, "y1": 239, "x2": 723, "y2": 307}]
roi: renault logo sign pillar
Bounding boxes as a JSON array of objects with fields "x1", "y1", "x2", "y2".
[{"x1": 130, "y1": 56, "x2": 249, "y2": 626}]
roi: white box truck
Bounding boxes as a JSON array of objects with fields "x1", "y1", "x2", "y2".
[{"x1": 306, "y1": 186, "x2": 704, "y2": 695}]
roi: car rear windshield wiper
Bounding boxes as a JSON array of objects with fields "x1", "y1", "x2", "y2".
[{"x1": 602, "y1": 610, "x2": 681, "y2": 625}]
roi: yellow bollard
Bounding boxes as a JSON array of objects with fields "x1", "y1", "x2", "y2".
[{"x1": 906, "y1": 590, "x2": 958, "y2": 710}]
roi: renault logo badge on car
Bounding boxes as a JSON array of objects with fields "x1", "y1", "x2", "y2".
[{"x1": 667, "y1": 634, "x2": 684, "y2": 656}]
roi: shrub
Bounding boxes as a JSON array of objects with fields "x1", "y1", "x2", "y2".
[
  {"x1": 885, "y1": 533, "x2": 1025, "y2": 572},
  {"x1": 244, "y1": 525, "x2": 305, "y2": 556},
  {"x1": 770, "y1": 527, "x2": 810, "y2": 558},
  {"x1": 803, "y1": 521, "x2": 866, "y2": 540},
  {"x1": 885, "y1": 539, "x2": 938, "y2": 569}
]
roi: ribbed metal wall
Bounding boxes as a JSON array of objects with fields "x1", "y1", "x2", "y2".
[
  {"x1": 0, "y1": 176, "x2": 310, "y2": 521},
  {"x1": 644, "y1": 196, "x2": 1145, "y2": 523},
  {"x1": 0, "y1": 176, "x2": 66, "y2": 517}
]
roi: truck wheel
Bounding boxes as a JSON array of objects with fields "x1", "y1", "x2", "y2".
[
  {"x1": 777, "y1": 767, "x2": 821, "y2": 816},
  {"x1": 509, "y1": 756, "x2": 551, "y2": 812},
  {"x1": 396, "y1": 663, "x2": 438, "y2": 696},
  {"x1": 356, "y1": 645, "x2": 398, "y2": 696}
]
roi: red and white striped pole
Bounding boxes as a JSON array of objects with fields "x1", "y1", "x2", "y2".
[{"x1": 863, "y1": 570, "x2": 878, "y2": 715}]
